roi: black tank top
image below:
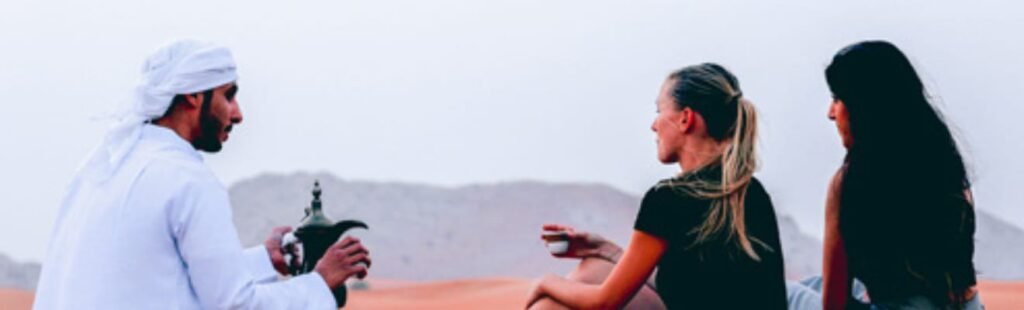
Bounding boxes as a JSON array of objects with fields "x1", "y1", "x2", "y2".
[{"x1": 634, "y1": 175, "x2": 787, "y2": 309}]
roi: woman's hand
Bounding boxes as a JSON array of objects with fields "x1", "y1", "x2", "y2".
[
  {"x1": 541, "y1": 224, "x2": 623, "y2": 262},
  {"x1": 528, "y1": 231, "x2": 666, "y2": 310}
]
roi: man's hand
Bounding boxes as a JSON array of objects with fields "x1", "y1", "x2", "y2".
[
  {"x1": 264, "y1": 226, "x2": 294, "y2": 276},
  {"x1": 541, "y1": 224, "x2": 622, "y2": 262},
  {"x1": 314, "y1": 236, "x2": 372, "y2": 290}
]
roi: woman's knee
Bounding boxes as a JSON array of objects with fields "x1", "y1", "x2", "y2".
[
  {"x1": 566, "y1": 257, "x2": 616, "y2": 284},
  {"x1": 528, "y1": 297, "x2": 572, "y2": 310}
]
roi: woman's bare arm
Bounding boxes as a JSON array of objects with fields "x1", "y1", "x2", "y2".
[
  {"x1": 529, "y1": 230, "x2": 667, "y2": 309},
  {"x1": 823, "y1": 169, "x2": 852, "y2": 310}
]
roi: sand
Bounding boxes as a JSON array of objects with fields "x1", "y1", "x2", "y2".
[
  {"x1": 348, "y1": 278, "x2": 532, "y2": 310},
  {"x1": 4, "y1": 279, "x2": 1021, "y2": 309},
  {"x1": 0, "y1": 289, "x2": 33, "y2": 310},
  {"x1": 977, "y1": 280, "x2": 1024, "y2": 309},
  {"x1": 348, "y1": 278, "x2": 1024, "y2": 310}
]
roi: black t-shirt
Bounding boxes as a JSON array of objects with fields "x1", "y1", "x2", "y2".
[{"x1": 633, "y1": 176, "x2": 788, "y2": 310}]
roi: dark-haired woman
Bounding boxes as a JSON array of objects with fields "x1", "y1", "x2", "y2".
[
  {"x1": 525, "y1": 63, "x2": 788, "y2": 309},
  {"x1": 821, "y1": 41, "x2": 982, "y2": 309}
]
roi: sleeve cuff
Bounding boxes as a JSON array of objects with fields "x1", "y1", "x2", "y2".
[
  {"x1": 293, "y1": 272, "x2": 340, "y2": 309},
  {"x1": 244, "y1": 246, "x2": 280, "y2": 283}
]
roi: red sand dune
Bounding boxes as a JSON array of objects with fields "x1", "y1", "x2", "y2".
[
  {"x1": 349, "y1": 278, "x2": 532, "y2": 310},
  {"x1": 3, "y1": 279, "x2": 1020, "y2": 309},
  {"x1": 351, "y1": 279, "x2": 1024, "y2": 310},
  {"x1": 977, "y1": 281, "x2": 1024, "y2": 309},
  {"x1": 0, "y1": 289, "x2": 33, "y2": 310}
]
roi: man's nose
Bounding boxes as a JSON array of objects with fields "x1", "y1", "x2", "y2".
[{"x1": 232, "y1": 103, "x2": 244, "y2": 124}]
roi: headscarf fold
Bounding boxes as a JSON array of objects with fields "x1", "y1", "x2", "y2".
[{"x1": 85, "y1": 39, "x2": 237, "y2": 180}]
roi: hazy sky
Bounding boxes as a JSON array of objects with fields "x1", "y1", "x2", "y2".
[{"x1": 2, "y1": 0, "x2": 1021, "y2": 262}]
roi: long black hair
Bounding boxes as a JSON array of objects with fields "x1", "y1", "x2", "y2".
[{"x1": 826, "y1": 41, "x2": 976, "y2": 307}]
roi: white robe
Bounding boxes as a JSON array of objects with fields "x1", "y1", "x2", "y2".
[{"x1": 34, "y1": 124, "x2": 336, "y2": 309}]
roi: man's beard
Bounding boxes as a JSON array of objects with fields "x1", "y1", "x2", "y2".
[{"x1": 192, "y1": 90, "x2": 229, "y2": 153}]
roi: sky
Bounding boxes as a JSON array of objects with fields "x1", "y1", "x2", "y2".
[{"x1": 1, "y1": 0, "x2": 1021, "y2": 262}]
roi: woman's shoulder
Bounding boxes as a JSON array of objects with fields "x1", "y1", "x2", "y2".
[
  {"x1": 827, "y1": 166, "x2": 847, "y2": 205},
  {"x1": 736, "y1": 177, "x2": 775, "y2": 215},
  {"x1": 826, "y1": 166, "x2": 846, "y2": 223},
  {"x1": 648, "y1": 175, "x2": 769, "y2": 200},
  {"x1": 748, "y1": 176, "x2": 767, "y2": 195},
  {"x1": 648, "y1": 178, "x2": 697, "y2": 199},
  {"x1": 830, "y1": 165, "x2": 847, "y2": 189},
  {"x1": 634, "y1": 178, "x2": 708, "y2": 236},
  {"x1": 640, "y1": 178, "x2": 707, "y2": 212}
]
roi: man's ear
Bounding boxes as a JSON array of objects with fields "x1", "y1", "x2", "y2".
[{"x1": 181, "y1": 92, "x2": 204, "y2": 110}]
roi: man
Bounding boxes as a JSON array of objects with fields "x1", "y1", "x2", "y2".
[{"x1": 34, "y1": 39, "x2": 370, "y2": 309}]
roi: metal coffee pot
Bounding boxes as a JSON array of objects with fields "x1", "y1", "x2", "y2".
[{"x1": 282, "y1": 180, "x2": 368, "y2": 306}]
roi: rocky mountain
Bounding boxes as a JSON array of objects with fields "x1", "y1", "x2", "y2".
[
  {"x1": 2, "y1": 172, "x2": 1019, "y2": 291},
  {"x1": 229, "y1": 172, "x2": 823, "y2": 280},
  {"x1": 777, "y1": 214, "x2": 822, "y2": 278},
  {"x1": 0, "y1": 253, "x2": 40, "y2": 290},
  {"x1": 230, "y1": 172, "x2": 1024, "y2": 281},
  {"x1": 974, "y1": 210, "x2": 1024, "y2": 280},
  {"x1": 231, "y1": 172, "x2": 639, "y2": 280}
]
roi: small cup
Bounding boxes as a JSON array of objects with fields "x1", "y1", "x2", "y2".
[{"x1": 542, "y1": 231, "x2": 570, "y2": 255}]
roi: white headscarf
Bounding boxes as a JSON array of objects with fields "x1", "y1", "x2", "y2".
[{"x1": 86, "y1": 39, "x2": 238, "y2": 180}]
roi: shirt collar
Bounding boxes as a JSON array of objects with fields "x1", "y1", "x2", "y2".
[{"x1": 139, "y1": 124, "x2": 203, "y2": 161}]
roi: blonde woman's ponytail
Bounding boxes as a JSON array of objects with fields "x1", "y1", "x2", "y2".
[{"x1": 662, "y1": 64, "x2": 766, "y2": 261}]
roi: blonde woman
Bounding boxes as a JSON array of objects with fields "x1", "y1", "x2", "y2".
[{"x1": 527, "y1": 63, "x2": 787, "y2": 310}]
